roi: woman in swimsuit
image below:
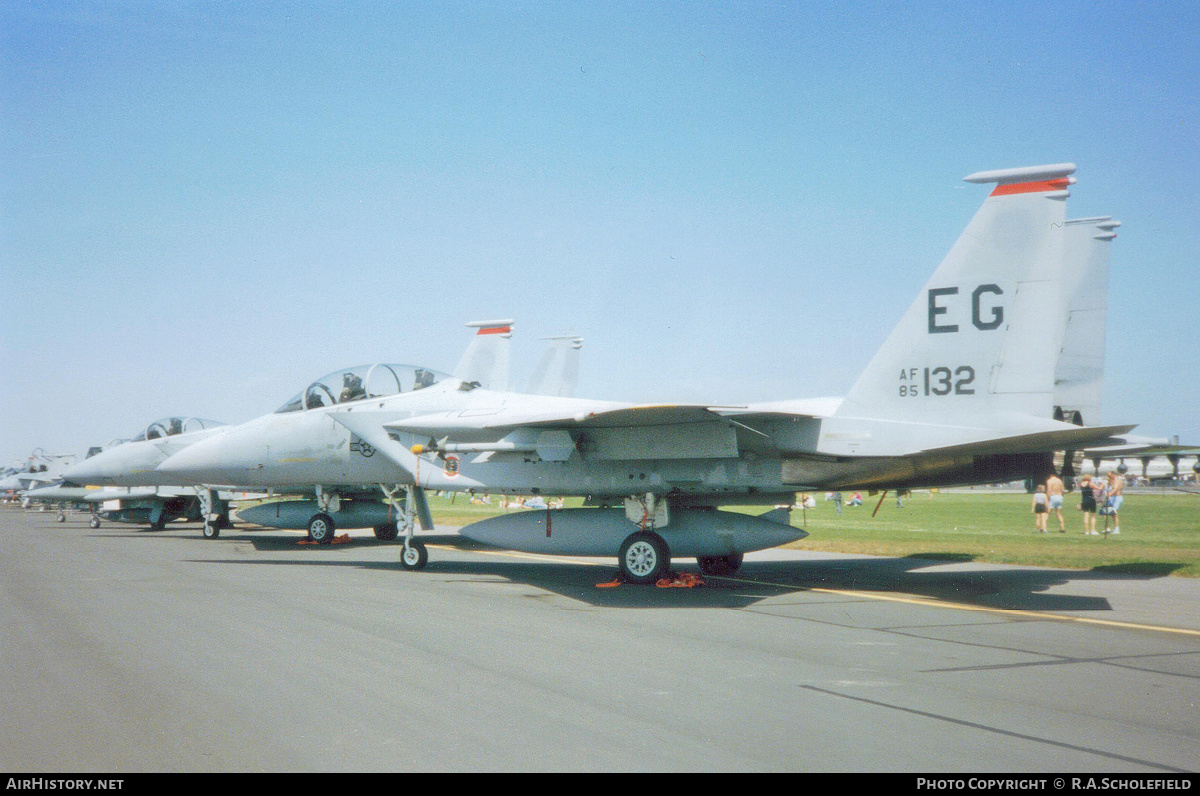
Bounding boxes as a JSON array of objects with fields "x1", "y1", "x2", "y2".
[{"x1": 1078, "y1": 473, "x2": 1097, "y2": 535}]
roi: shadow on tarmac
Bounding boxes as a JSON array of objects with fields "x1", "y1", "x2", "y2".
[{"x1": 94, "y1": 519, "x2": 1191, "y2": 613}]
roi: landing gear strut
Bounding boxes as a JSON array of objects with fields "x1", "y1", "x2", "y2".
[
  {"x1": 198, "y1": 488, "x2": 231, "y2": 540},
  {"x1": 382, "y1": 483, "x2": 429, "y2": 570}
]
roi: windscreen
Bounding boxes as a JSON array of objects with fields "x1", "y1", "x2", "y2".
[{"x1": 275, "y1": 364, "x2": 448, "y2": 413}]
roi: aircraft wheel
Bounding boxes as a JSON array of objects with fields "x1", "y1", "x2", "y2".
[
  {"x1": 373, "y1": 524, "x2": 399, "y2": 542},
  {"x1": 399, "y1": 540, "x2": 428, "y2": 570},
  {"x1": 203, "y1": 521, "x2": 221, "y2": 539},
  {"x1": 89, "y1": 517, "x2": 100, "y2": 529},
  {"x1": 697, "y1": 553, "x2": 743, "y2": 576},
  {"x1": 57, "y1": 513, "x2": 66, "y2": 523},
  {"x1": 619, "y1": 531, "x2": 671, "y2": 584},
  {"x1": 307, "y1": 513, "x2": 336, "y2": 544}
]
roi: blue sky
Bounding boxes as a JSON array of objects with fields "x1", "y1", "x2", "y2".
[{"x1": 2, "y1": 1, "x2": 1197, "y2": 466}]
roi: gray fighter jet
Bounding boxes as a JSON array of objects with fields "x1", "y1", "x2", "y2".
[{"x1": 157, "y1": 165, "x2": 1155, "y2": 582}]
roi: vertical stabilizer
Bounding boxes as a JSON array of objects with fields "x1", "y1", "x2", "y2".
[
  {"x1": 836, "y1": 164, "x2": 1075, "y2": 422},
  {"x1": 1054, "y1": 217, "x2": 1119, "y2": 426},
  {"x1": 526, "y1": 336, "x2": 584, "y2": 397},
  {"x1": 453, "y1": 320, "x2": 514, "y2": 390}
]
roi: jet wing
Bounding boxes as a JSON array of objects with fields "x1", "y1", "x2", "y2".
[
  {"x1": 334, "y1": 403, "x2": 755, "y2": 463},
  {"x1": 386, "y1": 403, "x2": 743, "y2": 434},
  {"x1": 338, "y1": 403, "x2": 1134, "y2": 466},
  {"x1": 80, "y1": 486, "x2": 162, "y2": 503}
]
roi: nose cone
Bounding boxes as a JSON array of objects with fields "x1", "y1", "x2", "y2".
[
  {"x1": 62, "y1": 456, "x2": 118, "y2": 486},
  {"x1": 63, "y1": 442, "x2": 168, "y2": 487},
  {"x1": 155, "y1": 434, "x2": 247, "y2": 485}
]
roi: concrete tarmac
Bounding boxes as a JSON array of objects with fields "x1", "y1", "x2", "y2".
[{"x1": 2, "y1": 507, "x2": 1197, "y2": 772}]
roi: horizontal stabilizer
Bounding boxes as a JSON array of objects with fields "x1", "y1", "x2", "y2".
[
  {"x1": 1078, "y1": 434, "x2": 1199, "y2": 457},
  {"x1": 921, "y1": 423, "x2": 1136, "y2": 458}
]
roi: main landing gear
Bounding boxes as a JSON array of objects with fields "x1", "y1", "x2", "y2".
[
  {"x1": 615, "y1": 536, "x2": 744, "y2": 583},
  {"x1": 615, "y1": 493, "x2": 747, "y2": 583},
  {"x1": 307, "y1": 512, "x2": 336, "y2": 544},
  {"x1": 373, "y1": 523, "x2": 399, "y2": 541},
  {"x1": 303, "y1": 487, "x2": 341, "y2": 544},
  {"x1": 618, "y1": 531, "x2": 671, "y2": 584},
  {"x1": 696, "y1": 553, "x2": 743, "y2": 577}
]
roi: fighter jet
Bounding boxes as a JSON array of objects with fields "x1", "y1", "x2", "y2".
[
  {"x1": 62, "y1": 417, "x2": 226, "y2": 487},
  {"x1": 0, "y1": 450, "x2": 77, "y2": 497},
  {"x1": 149, "y1": 323, "x2": 519, "y2": 542},
  {"x1": 151, "y1": 326, "x2": 588, "y2": 542},
  {"x1": 59, "y1": 417, "x2": 235, "y2": 532},
  {"x1": 17, "y1": 480, "x2": 94, "y2": 521},
  {"x1": 159, "y1": 164, "x2": 1142, "y2": 582}
]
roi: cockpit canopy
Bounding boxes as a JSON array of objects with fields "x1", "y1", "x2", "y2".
[
  {"x1": 275, "y1": 364, "x2": 448, "y2": 413},
  {"x1": 131, "y1": 417, "x2": 226, "y2": 442}
]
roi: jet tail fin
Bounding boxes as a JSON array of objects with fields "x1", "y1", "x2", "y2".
[
  {"x1": 836, "y1": 163, "x2": 1076, "y2": 424},
  {"x1": 1054, "y1": 216, "x2": 1119, "y2": 426},
  {"x1": 453, "y1": 319, "x2": 513, "y2": 390},
  {"x1": 526, "y1": 336, "x2": 583, "y2": 397}
]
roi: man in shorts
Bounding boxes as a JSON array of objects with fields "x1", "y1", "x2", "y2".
[
  {"x1": 1105, "y1": 470, "x2": 1125, "y2": 534},
  {"x1": 1046, "y1": 472, "x2": 1066, "y2": 533}
]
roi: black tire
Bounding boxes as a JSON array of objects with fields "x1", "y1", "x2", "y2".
[
  {"x1": 618, "y1": 531, "x2": 671, "y2": 584},
  {"x1": 203, "y1": 521, "x2": 221, "y2": 539},
  {"x1": 373, "y1": 524, "x2": 399, "y2": 542},
  {"x1": 399, "y1": 540, "x2": 428, "y2": 570},
  {"x1": 89, "y1": 517, "x2": 100, "y2": 529},
  {"x1": 308, "y1": 513, "x2": 336, "y2": 544},
  {"x1": 697, "y1": 553, "x2": 743, "y2": 576}
]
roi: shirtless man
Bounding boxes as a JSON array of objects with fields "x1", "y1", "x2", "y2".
[
  {"x1": 1045, "y1": 472, "x2": 1066, "y2": 532},
  {"x1": 1106, "y1": 470, "x2": 1125, "y2": 534}
]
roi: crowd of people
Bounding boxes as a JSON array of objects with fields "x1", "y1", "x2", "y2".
[{"x1": 1033, "y1": 470, "x2": 1124, "y2": 535}]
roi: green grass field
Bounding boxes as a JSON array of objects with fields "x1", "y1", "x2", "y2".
[{"x1": 424, "y1": 490, "x2": 1200, "y2": 577}]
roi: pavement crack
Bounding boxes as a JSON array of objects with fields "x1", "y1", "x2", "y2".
[{"x1": 797, "y1": 684, "x2": 1190, "y2": 773}]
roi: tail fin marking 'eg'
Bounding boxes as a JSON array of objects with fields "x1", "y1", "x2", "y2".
[{"x1": 835, "y1": 164, "x2": 1077, "y2": 424}]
